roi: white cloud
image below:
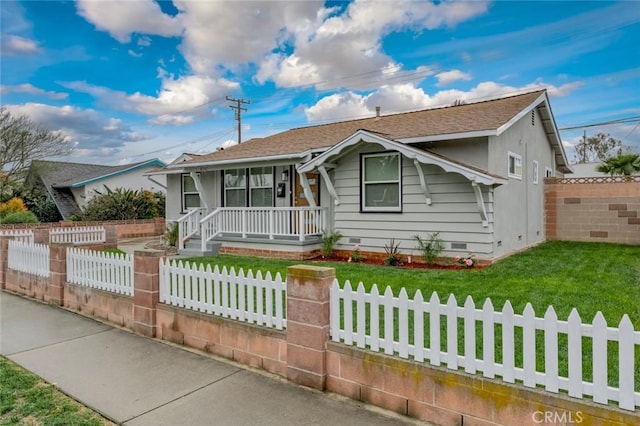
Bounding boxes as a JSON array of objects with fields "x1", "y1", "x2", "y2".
[
  {"x1": 435, "y1": 69, "x2": 472, "y2": 86},
  {"x1": 305, "y1": 80, "x2": 584, "y2": 122},
  {"x1": 62, "y1": 75, "x2": 239, "y2": 124},
  {"x1": 127, "y1": 49, "x2": 142, "y2": 58},
  {"x1": 0, "y1": 83, "x2": 68, "y2": 100},
  {"x1": 257, "y1": 0, "x2": 489, "y2": 90},
  {"x1": 75, "y1": 0, "x2": 182, "y2": 43},
  {"x1": 1, "y1": 34, "x2": 41, "y2": 55},
  {"x1": 4, "y1": 103, "x2": 150, "y2": 155}
]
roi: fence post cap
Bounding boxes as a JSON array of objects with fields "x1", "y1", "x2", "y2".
[
  {"x1": 134, "y1": 249, "x2": 164, "y2": 257},
  {"x1": 287, "y1": 264, "x2": 335, "y2": 279}
]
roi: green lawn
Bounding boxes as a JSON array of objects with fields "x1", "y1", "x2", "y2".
[
  {"x1": 0, "y1": 357, "x2": 113, "y2": 426},
  {"x1": 184, "y1": 241, "x2": 640, "y2": 327}
]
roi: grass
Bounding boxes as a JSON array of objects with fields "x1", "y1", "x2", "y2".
[
  {"x1": 184, "y1": 241, "x2": 640, "y2": 327},
  {"x1": 0, "y1": 357, "x2": 113, "y2": 426},
  {"x1": 182, "y1": 241, "x2": 640, "y2": 393}
]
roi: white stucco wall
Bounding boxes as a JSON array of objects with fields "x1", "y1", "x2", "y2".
[{"x1": 77, "y1": 168, "x2": 166, "y2": 209}]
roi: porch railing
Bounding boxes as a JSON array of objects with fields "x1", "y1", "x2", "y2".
[
  {"x1": 177, "y1": 207, "x2": 206, "y2": 250},
  {"x1": 200, "y1": 207, "x2": 327, "y2": 251}
]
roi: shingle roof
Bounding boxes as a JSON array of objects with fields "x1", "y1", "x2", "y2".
[{"x1": 182, "y1": 90, "x2": 545, "y2": 165}]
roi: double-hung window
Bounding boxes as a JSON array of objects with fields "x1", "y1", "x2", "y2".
[
  {"x1": 361, "y1": 152, "x2": 401, "y2": 212},
  {"x1": 224, "y1": 169, "x2": 246, "y2": 207},
  {"x1": 182, "y1": 174, "x2": 200, "y2": 211},
  {"x1": 508, "y1": 152, "x2": 523, "y2": 179},
  {"x1": 249, "y1": 167, "x2": 273, "y2": 207}
]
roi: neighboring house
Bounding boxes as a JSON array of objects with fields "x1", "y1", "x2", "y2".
[
  {"x1": 569, "y1": 163, "x2": 608, "y2": 178},
  {"x1": 26, "y1": 158, "x2": 166, "y2": 219},
  {"x1": 159, "y1": 90, "x2": 572, "y2": 261}
]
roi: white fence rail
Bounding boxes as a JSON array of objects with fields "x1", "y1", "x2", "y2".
[
  {"x1": 0, "y1": 229, "x2": 34, "y2": 244},
  {"x1": 50, "y1": 226, "x2": 106, "y2": 244},
  {"x1": 159, "y1": 259, "x2": 287, "y2": 330},
  {"x1": 330, "y1": 281, "x2": 640, "y2": 411},
  {"x1": 199, "y1": 206, "x2": 326, "y2": 250},
  {"x1": 7, "y1": 240, "x2": 49, "y2": 277},
  {"x1": 66, "y1": 247, "x2": 133, "y2": 296}
]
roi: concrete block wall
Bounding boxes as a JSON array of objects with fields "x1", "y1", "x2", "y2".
[
  {"x1": 545, "y1": 178, "x2": 640, "y2": 245},
  {"x1": 1, "y1": 237, "x2": 637, "y2": 425}
]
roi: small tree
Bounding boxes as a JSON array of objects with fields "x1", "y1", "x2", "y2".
[
  {"x1": 573, "y1": 133, "x2": 622, "y2": 164},
  {"x1": 0, "y1": 108, "x2": 71, "y2": 198},
  {"x1": 597, "y1": 153, "x2": 640, "y2": 176}
]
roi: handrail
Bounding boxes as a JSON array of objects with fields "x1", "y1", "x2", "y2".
[
  {"x1": 200, "y1": 207, "x2": 223, "y2": 251},
  {"x1": 177, "y1": 208, "x2": 205, "y2": 250}
]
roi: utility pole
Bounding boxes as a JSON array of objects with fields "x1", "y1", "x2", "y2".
[{"x1": 226, "y1": 96, "x2": 250, "y2": 144}]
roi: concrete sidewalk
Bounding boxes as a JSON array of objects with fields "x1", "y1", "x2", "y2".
[{"x1": 0, "y1": 292, "x2": 423, "y2": 425}]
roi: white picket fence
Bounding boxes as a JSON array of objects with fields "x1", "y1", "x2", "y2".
[
  {"x1": 330, "y1": 281, "x2": 640, "y2": 411},
  {"x1": 50, "y1": 226, "x2": 106, "y2": 244},
  {"x1": 7, "y1": 240, "x2": 49, "y2": 277},
  {"x1": 66, "y1": 247, "x2": 133, "y2": 295},
  {"x1": 159, "y1": 260, "x2": 287, "y2": 330},
  {"x1": 0, "y1": 229, "x2": 34, "y2": 244}
]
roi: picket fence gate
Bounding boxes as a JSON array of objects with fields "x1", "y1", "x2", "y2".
[
  {"x1": 7, "y1": 240, "x2": 49, "y2": 277},
  {"x1": 50, "y1": 226, "x2": 106, "y2": 244},
  {"x1": 159, "y1": 259, "x2": 287, "y2": 330},
  {"x1": 330, "y1": 281, "x2": 640, "y2": 411},
  {"x1": 0, "y1": 229, "x2": 34, "y2": 244},
  {"x1": 66, "y1": 247, "x2": 133, "y2": 295}
]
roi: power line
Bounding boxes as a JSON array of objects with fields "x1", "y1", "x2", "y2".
[{"x1": 558, "y1": 116, "x2": 640, "y2": 131}]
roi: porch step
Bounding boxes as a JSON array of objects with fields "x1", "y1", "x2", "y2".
[{"x1": 178, "y1": 237, "x2": 221, "y2": 257}]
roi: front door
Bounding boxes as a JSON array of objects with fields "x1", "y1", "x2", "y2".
[{"x1": 294, "y1": 172, "x2": 320, "y2": 235}]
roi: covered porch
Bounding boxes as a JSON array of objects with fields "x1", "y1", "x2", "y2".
[{"x1": 177, "y1": 206, "x2": 327, "y2": 256}]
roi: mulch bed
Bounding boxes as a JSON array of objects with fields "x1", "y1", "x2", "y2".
[{"x1": 310, "y1": 256, "x2": 488, "y2": 270}]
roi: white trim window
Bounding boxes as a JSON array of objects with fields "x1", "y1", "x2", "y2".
[
  {"x1": 224, "y1": 169, "x2": 246, "y2": 207},
  {"x1": 508, "y1": 152, "x2": 523, "y2": 179},
  {"x1": 249, "y1": 167, "x2": 273, "y2": 207},
  {"x1": 182, "y1": 174, "x2": 200, "y2": 211},
  {"x1": 532, "y1": 160, "x2": 539, "y2": 184},
  {"x1": 361, "y1": 152, "x2": 401, "y2": 212}
]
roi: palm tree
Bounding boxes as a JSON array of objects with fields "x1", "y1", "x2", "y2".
[{"x1": 596, "y1": 153, "x2": 640, "y2": 176}]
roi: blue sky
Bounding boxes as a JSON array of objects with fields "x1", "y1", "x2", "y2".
[{"x1": 1, "y1": 0, "x2": 639, "y2": 166}]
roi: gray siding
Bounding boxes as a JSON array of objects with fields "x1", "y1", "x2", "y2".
[
  {"x1": 331, "y1": 143, "x2": 494, "y2": 259},
  {"x1": 488, "y1": 107, "x2": 554, "y2": 257},
  {"x1": 426, "y1": 137, "x2": 488, "y2": 170}
]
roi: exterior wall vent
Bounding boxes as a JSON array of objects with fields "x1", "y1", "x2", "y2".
[{"x1": 451, "y1": 242, "x2": 467, "y2": 250}]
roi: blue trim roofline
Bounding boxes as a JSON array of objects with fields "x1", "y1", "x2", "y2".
[{"x1": 69, "y1": 159, "x2": 166, "y2": 188}]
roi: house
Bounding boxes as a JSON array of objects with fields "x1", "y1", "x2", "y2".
[
  {"x1": 159, "y1": 90, "x2": 572, "y2": 261},
  {"x1": 26, "y1": 158, "x2": 167, "y2": 220}
]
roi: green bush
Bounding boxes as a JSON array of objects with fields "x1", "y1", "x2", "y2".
[
  {"x1": 81, "y1": 186, "x2": 165, "y2": 221},
  {"x1": 1, "y1": 211, "x2": 39, "y2": 224},
  {"x1": 321, "y1": 231, "x2": 342, "y2": 258},
  {"x1": 414, "y1": 232, "x2": 444, "y2": 266}
]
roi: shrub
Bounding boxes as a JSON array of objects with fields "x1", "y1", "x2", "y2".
[
  {"x1": 22, "y1": 191, "x2": 62, "y2": 223},
  {"x1": 455, "y1": 250, "x2": 476, "y2": 268},
  {"x1": 166, "y1": 222, "x2": 179, "y2": 247},
  {"x1": 348, "y1": 244, "x2": 363, "y2": 263},
  {"x1": 0, "y1": 197, "x2": 28, "y2": 218},
  {"x1": 321, "y1": 231, "x2": 342, "y2": 258},
  {"x1": 384, "y1": 239, "x2": 402, "y2": 267},
  {"x1": 81, "y1": 186, "x2": 165, "y2": 221},
  {"x1": 414, "y1": 232, "x2": 444, "y2": 266},
  {"x1": 1, "y1": 211, "x2": 38, "y2": 224}
]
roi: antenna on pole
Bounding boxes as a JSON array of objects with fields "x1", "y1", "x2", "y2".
[{"x1": 226, "y1": 96, "x2": 250, "y2": 144}]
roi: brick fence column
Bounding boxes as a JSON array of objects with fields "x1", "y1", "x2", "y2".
[
  {"x1": 0, "y1": 237, "x2": 10, "y2": 290},
  {"x1": 48, "y1": 243, "x2": 70, "y2": 306},
  {"x1": 104, "y1": 224, "x2": 117, "y2": 249},
  {"x1": 286, "y1": 265, "x2": 335, "y2": 390},
  {"x1": 544, "y1": 178, "x2": 558, "y2": 240},
  {"x1": 34, "y1": 227, "x2": 49, "y2": 244},
  {"x1": 133, "y1": 249, "x2": 163, "y2": 337}
]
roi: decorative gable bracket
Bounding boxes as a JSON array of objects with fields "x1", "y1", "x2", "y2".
[
  {"x1": 414, "y1": 159, "x2": 432, "y2": 206},
  {"x1": 471, "y1": 181, "x2": 490, "y2": 228}
]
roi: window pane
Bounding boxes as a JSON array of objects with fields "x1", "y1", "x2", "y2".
[
  {"x1": 365, "y1": 183, "x2": 399, "y2": 207},
  {"x1": 250, "y1": 167, "x2": 273, "y2": 188},
  {"x1": 251, "y1": 188, "x2": 272, "y2": 207},
  {"x1": 225, "y1": 189, "x2": 246, "y2": 207},
  {"x1": 225, "y1": 169, "x2": 245, "y2": 188},
  {"x1": 184, "y1": 194, "x2": 200, "y2": 208},
  {"x1": 183, "y1": 175, "x2": 197, "y2": 192},
  {"x1": 365, "y1": 154, "x2": 399, "y2": 182}
]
